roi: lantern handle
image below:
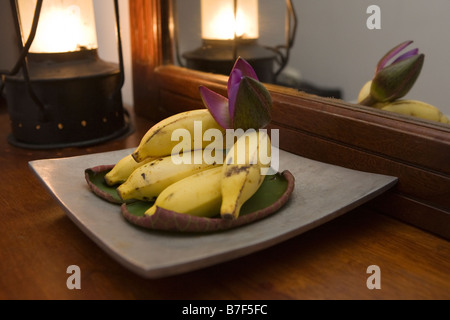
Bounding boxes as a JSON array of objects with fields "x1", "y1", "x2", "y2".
[
  {"x1": 7, "y1": 0, "x2": 43, "y2": 76},
  {"x1": 265, "y1": 0, "x2": 298, "y2": 80},
  {"x1": 113, "y1": 0, "x2": 125, "y2": 97},
  {"x1": 172, "y1": 0, "x2": 185, "y2": 68},
  {"x1": 1, "y1": 0, "x2": 49, "y2": 122}
]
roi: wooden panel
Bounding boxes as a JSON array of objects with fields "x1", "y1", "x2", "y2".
[
  {"x1": 369, "y1": 192, "x2": 450, "y2": 239},
  {"x1": 269, "y1": 124, "x2": 450, "y2": 208},
  {"x1": 129, "y1": 0, "x2": 173, "y2": 122},
  {"x1": 270, "y1": 93, "x2": 450, "y2": 175}
]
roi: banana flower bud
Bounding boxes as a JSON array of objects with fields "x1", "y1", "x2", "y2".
[
  {"x1": 360, "y1": 41, "x2": 424, "y2": 106},
  {"x1": 199, "y1": 58, "x2": 273, "y2": 130}
]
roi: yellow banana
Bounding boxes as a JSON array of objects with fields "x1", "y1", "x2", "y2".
[
  {"x1": 144, "y1": 166, "x2": 223, "y2": 218},
  {"x1": 117, "y1": 149, "x2": 224, "y2": 202},
  {"x1": 357, "y1": 82, "x2": 450, "y2": 123},
  {"x1": 357, "y1": 80, "x2": 372, "y2": 104},
  {"x1": 357, "y1": 80, "x2": 387, "y2": 109},
  {"x1": 381, "y1": 100, "x2": 450, "y2": 124},
  {"x1": 220, "y1": 130, "x2": 272, "y2": 220},
  {"x1": 104, "y1": 154, "x2": 155, "y2": 186},
  {"x1": 132, "y1": 109, "x2": 226, "y2": 162}
]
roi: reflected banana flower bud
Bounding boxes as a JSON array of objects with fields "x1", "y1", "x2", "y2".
[{"x1": 360, "y1": 40, "x2": 424, "y2": 106}]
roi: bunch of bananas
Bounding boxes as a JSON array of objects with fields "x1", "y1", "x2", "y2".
[
  {"x1": 358, "y1": 80, "x2": 450, "y2": 124},
  {"x1": 105, "y1": 108, "x2": 272, "y2": 220}
]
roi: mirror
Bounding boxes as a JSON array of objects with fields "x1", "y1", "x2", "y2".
[
  {"x1": 128, "y1": 0, "x2": 450, "y2": 241},
  {"x1": 173, "y1": 0, "x2": 450, "y2": 127}
]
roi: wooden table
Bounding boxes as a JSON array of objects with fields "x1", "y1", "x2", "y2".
[{"x1": 1, "y1": 101, "x2": 449, "y2": 301}]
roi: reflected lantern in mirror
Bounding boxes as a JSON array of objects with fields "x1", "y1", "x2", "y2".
[
  {"x1": 201, "y1": 0, "x2": 259, "y2": 41},
  {"x1": 2, "y1": 0, "x2": 129, "y2": 149},
  {"x1": 183, "y1": 0, "x2": 276, "y2": 83}
]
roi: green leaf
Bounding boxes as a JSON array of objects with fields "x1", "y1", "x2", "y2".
[
  {"x1": 232, "y1": 77, "x2": 273, "y2": 130},
  {"x1": 371, "y1": 54, "x2": 424, "y2": 102}
]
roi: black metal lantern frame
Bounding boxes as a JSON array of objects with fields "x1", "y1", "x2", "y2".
[
  {"x1": 0, "y1": 0, "x2": 131, "y2": 149},
  {"x1": 172, "y1": 0, "x2": 298, "y2": 84}
]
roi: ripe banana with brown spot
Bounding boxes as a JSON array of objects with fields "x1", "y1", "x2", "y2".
[
  {"x1": 132, "y1": 109, "x2": 226, "y2": 163},
  {"x1": 220, "y1": 130, "x2": 272, "y2": 220},
  {"x1": 144, "y1": 166, "x2": 223, "y2": 218},
  {"x1": 117, "y1": 149, "x2": 224, "y2": 202}
]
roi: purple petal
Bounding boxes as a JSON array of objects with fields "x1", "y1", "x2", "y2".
[
  {"x1": 392, "y1": 48, "x2": 419, "y2": 64},
  {"x1": 228, "y1": 68, "x2": 243, "y2": 97},
  {"x1": 228, "y1": 69, "x2": 243, "y2": 125},
  {"x1": 228, "y1": 57, "x2": 259, "y2": 93},
  {"x1": 199, "y1": 86, "x2": 232, "y2": 129},
  {"x1": 233, "y1": 57, "x2": 259, "y2": 79},
  {"x1": 376, "y1": 40, "x2": 413, "y2": 73}
]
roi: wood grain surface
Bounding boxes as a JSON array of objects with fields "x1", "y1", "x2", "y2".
[{"x1": 0, "y1": 102, "x2": 449, "y2": 300}]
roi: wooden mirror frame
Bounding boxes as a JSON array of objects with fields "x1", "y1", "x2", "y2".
[{"x1": 129, "y1": 0, "x2": 450, "y2": 239}]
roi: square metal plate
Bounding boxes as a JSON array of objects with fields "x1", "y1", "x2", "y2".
[{"x1": 29, "y1": 148, "x2": 397, "y2": 279}]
